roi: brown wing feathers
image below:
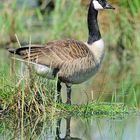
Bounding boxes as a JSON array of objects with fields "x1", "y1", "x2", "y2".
[{"x1": 8, "y1": 40, "x2": 90, "y2": 68}]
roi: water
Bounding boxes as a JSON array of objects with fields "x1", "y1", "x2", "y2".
[
  {"x1": 0, "y1": 48, "x2": 140, "y2": 140},
  {"x1": 41, "y1": 115, "x2": 140, "y2": 140},
  {"x1": 0, "y1": 114, "x2": 140, "y2": 140}
]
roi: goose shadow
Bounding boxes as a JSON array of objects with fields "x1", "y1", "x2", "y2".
[{"x1": 55, "y1": 117, "x2": 82, "y2": 140}]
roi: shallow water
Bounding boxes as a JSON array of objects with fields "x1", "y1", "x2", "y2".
[
  {"x1": 0, "y1": 49, "x2": 140, "y2": 140},
  {"x1": 47, "y1": 115, "x2": 140, "y2": 140},
  {"x1": 0, "y1": 114, "x2": 140, "y2": 140}
]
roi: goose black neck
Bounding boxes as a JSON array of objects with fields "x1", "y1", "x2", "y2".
[{"x1": 87, "y1": 3, "x2": 101, "y2": 44}]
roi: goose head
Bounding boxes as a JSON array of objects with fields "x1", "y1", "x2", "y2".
[{"x1": 92, "y1": 0, "x2": 115, "y2": 10}]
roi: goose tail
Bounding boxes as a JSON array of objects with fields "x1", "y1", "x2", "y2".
[
  {"x1": 8, "y1": 48, "x2": 17, "y2": 54},
  {"x1": 8, "y1": 45, "x2": 44, "y2": 56}
]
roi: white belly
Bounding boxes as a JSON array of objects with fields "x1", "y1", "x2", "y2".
[{"x1": 34, "y1": 64, "x2": 54, "y2": 79}]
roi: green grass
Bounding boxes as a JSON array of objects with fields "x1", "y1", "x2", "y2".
[
  {"x1": 55, "y1": 102, "x2": 129, "y2": 117},
  {"x1": 0, "y1": 63, "x2": 130, "y2": 118},
  {"x1": 0, "y1": 55, "x2": 132, "y2": 118},
  {"x1": 0, "y1": 0, "x2": 140, "y2": 119},
  {"x1": 0, "y1": 52, "x2": 135, "y2": 117},
  {"x1": 0, "y1": 1, "x2": 140, "y2": 140}
]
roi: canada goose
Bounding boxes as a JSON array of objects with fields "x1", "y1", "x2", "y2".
[{"x1": 8, "y1": 0, "x2": 114, "y2": 105}]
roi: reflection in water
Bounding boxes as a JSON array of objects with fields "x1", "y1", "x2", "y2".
[
  {"x1": 51, "y1": 115, "x2": 140, "y2": 140},
  {"x1": 0, "y1": 115, "x2": 140, "y2": 140},
  {"x1": 56, "y1": 117, "x2": 81, "y2": 140}
]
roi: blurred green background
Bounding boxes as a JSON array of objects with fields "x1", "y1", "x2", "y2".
[
  {"x1": 0, "y1": 0, "x2": 140, "y2": 108},
  {"x1": 0, "y1": 1, "x2": 140, "y2": 140}
]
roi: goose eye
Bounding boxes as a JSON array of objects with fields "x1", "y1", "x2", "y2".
[{"x1": 98, "y1": 0, "x2": 106, "y2": 7}]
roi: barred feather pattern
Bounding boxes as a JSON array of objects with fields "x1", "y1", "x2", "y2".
[{"x1": 9, "y1": 39, "x2": 104, "y2": 84}]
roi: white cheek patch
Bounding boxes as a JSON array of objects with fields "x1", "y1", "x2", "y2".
[{"x1": 93, "y1": 0, "x2": 103, "y2": 10}]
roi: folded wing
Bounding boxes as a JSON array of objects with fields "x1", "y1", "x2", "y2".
[{"x1": 9, "y1": 39, "x2": 90, "y2": 69}]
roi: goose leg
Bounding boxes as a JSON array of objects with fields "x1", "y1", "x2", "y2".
[
  {"x1": 57, "y1": 80, "x2": 62, "y2": 103},
  {"x1": 66, "y1": 84, "x2": 72, "y2": 105},
  {"x1": 56, "y1": 118, "x2": 61, "y2": 139},
  {"x1": 65, "y1": 117, "x2": 71, "y2": 138}
]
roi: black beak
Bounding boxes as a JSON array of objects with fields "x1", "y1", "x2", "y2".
[{"x1": 104, "y1": 3, "x2": 115, "y2": 9}]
